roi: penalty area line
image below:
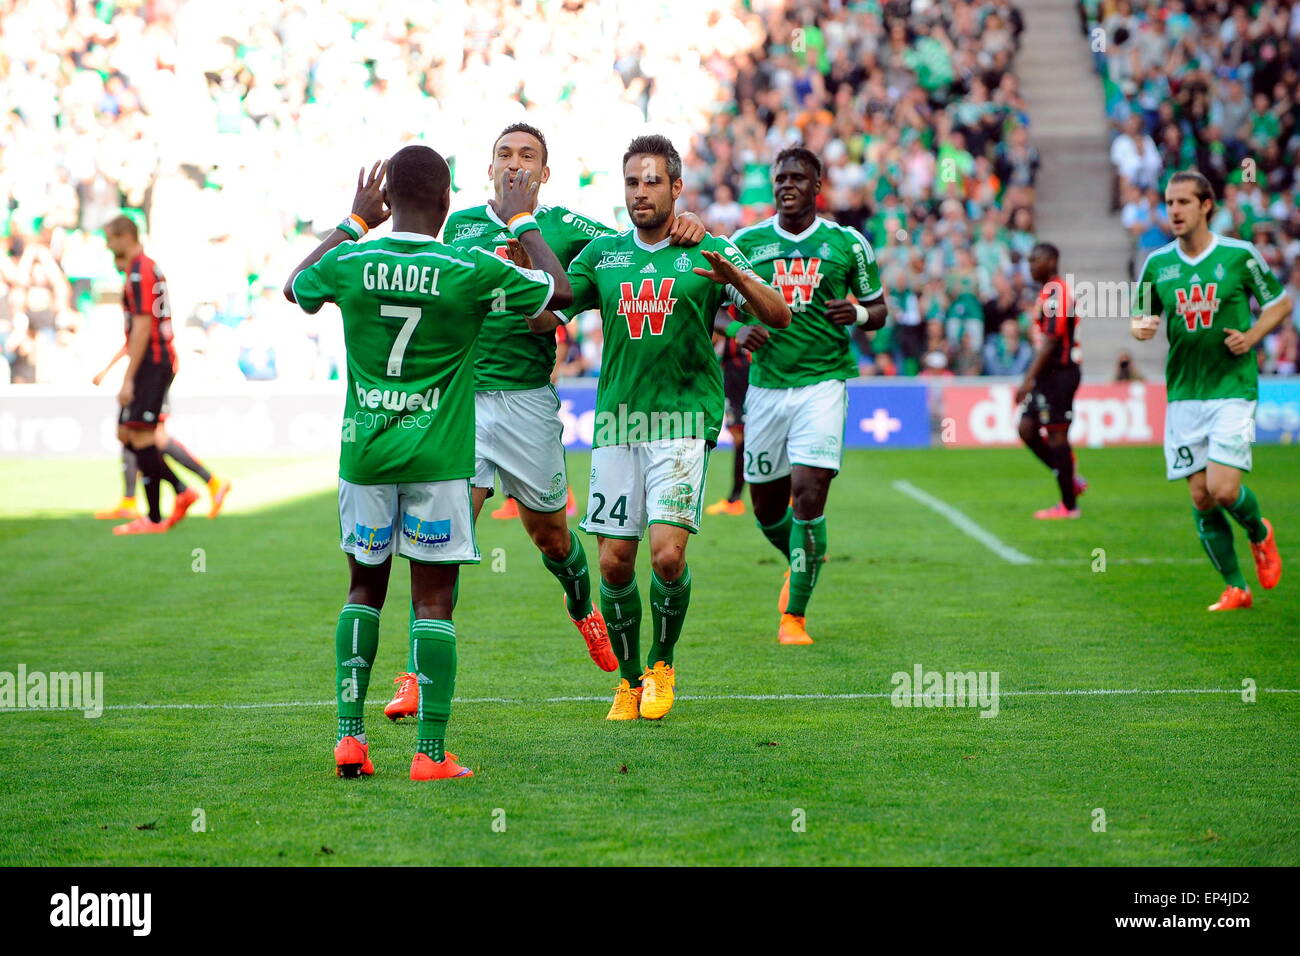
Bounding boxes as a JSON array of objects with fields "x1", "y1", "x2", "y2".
[
  {"x1": 2, "y1": 687, "x2": 1297, "y2": 715},
  {"x1": 892, "y1": 479, "x2": 1036, "y2": 564}
]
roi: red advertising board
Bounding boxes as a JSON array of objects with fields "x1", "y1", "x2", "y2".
[{"x1": 939, "y1": 382, "x2": 1167, "y2": 447}]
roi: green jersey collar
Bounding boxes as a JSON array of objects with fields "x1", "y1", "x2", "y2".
[{"x1": 1175, "y1": 232, "x2": 1219, "y2": 266}]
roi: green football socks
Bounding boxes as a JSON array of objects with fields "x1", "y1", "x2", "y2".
[
  {"x1": 600, "y1": 576, "x2": 643, "y2": 685},
  {"x1": 336, "y1": 603, "x2": 380, "y2": 742},
  {"x1": 542, "y1": 530, "x2": 594, "y2": 620},
  {"x1": 413, "y1": 618, "x2": 457, "y2": 763},
  {"x1": 649, "y1": 566, "x2": 692, "y2": 668},
  {"x1": 758, "y1": 506, "x2": 794, "y2": 557},
  {"x1": 1224, "y1": 486, "x2": 1267, "y2": 544},
  {"x1": 1194, "y1": 506, "x2": 1248, "y2": 590},
  {"x1": 786, "y1": 515, "x2": 827, "y2": 617},
  {"x1": 406, "y1": 579, "x2": 458, "y2": 672}
]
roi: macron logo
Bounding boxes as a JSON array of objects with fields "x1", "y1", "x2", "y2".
[{"x1": 50, "y1": 886, "x2": 151, "y2": 936}]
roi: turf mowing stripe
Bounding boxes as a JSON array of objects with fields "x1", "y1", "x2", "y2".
[
  {"x1": 892, "y1": 479, "x2": 1037, "y2": 564},
  {"x1": 3, "y1": 687, "x2": 1297, "y2": 715}
]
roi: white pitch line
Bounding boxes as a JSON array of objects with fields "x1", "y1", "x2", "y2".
[
  {"x1": 2, "y1": 687, "x2": 1296, "y2": 715},
  {"x1": 893, "y1": 479, "x2": 1036, "y2": 564}
]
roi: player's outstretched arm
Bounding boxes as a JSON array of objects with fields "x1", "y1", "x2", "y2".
[
  {"x1": 93, "y1": 344, "x2": 129, "y2": 386},
  {"x1": 1130, "y1": 314, "x2": 1160, "y2": 341},
  {"x1": 489, "y1": 169, "x2": 572, "y2": 318},
  {"x1": 283, "y1": 161, "x2": 390, "y2": 303},
  {"x1": 695, "y1": 249, "x2": 790, "y2": 329}
]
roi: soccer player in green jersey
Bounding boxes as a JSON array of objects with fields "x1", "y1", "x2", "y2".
[
  {"x1": 568, "y1": 134, "x2": 790, "y2": 720},
  {"x1": 382, "y1": 124, "x2": 707, "y2": 717},
  {"x1": 725, "y1": 147, "x2": 888, "y2": 645},
  {"x1": 284, "y1": 146, "x2": 572, "y2": 779},
  {"x1": 1132, "y1": 170, "x2": 1289, "y2": 611}
]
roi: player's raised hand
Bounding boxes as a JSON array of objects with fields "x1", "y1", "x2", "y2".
[
  {"x1": 825, "y1": 299, "x2": 857, "y2": 327},
  {"x1": 694, "y1": 249, "x2": 750, "y2": 287},
  {"x1": 352, "y1": 161, "x2": 390, "y2": 229},
  {"x1": 1223, "y1": 327, "x2": 1254, "y2": 356},
  {"x1": 490, "y1": 169, "x2": 540, "y2": 224},
  {"x1": 1131, "y1": 314, "x2": 1160, "y2": 341},
  {"x1": 668, "y1": 211, "x2": 706, "y2": 246},
  {"x1": 736, "y1": 324, "x2": 770, "y2": 351},
  {"x1": 504, "y1": 237, "x2": 534, "y2": 269}
]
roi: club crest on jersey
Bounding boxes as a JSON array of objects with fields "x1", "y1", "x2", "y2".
[
  {"x1": 674, "y1": 252, "x2": 692, "y2": 273},
  {"x1": 772, "y1": 257, "x2": 823, "y2": 309},
  {"x1": 617, "y1": 277, "x2": 676, "y2": 339},
  {"x1": 1174, "y1": 282, "x2": 1219, "y2": 331}
]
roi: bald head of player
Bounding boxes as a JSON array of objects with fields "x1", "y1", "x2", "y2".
[{"x1": 383, "y1": 145, "x2": 452, "y2": 237}]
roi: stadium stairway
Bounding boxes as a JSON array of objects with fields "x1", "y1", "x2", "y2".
[{"x1": 1017, "y1": 0, "x2": 1168, "y2": 380}]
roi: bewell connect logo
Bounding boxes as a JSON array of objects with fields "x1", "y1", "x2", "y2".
[
  {"x1": 354, "y1": 383, "x2": 439, "y2": 413},
  {"x1": 50, "y1": 886, "x2": 151, "y2": 936}
]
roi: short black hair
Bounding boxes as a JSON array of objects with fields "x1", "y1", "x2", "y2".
[
  {"x1": 1030, "y1": 241, "x2": 1059, "y2": 261},
  {"x1": 1168, "y1": 169, "x2": 1216, "y2": 208},
  {"x1": 493, "y1": 122, "x2": 548, "y2": 166},
  {"x1": 773, "y1": 145, "x2": 823, "y2": 180},
  {"x1": 386, "y1": 145, "x2": 450, "y2": 212},
  {"x1": 104, "y1": 214, "x2": 139, "y2": 240},
  {"x1": 623, "y1": 134, "x2": 682, "y2": 181}
]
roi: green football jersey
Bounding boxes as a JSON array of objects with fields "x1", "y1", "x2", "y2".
[
  {"x1": 729, "y1": 216, "x2": 883, "y2": 389},
  {"x1": 444, "y1": 203, "x2": 613, "y2": 391},
  {"x1": 568, "y1": 230, "x2": 761, "y2": 448},
  {"x1": 1135, "y1": 234, "x2": 1285, "y2": 402},
  {"x1": 292, "y1": 232, "x2": 555, "y2": 484}
]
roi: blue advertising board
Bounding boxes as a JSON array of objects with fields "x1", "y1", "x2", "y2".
[
  {"x1": 1257, "y1": 379, "x2": 1300, "y2": 444},
  {"x1": 554, "y1": 381, "x2": 930, "y2": 449}
]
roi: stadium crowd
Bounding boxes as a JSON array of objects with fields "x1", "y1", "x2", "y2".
[
  {"x1": 1089, "y1": 0, "x2": 1300, "y2": 375},
  {"x1": 2, "y1": 0, "x2": 1296, "y2": 386}
]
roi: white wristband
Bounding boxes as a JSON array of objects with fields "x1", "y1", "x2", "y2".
[{"x1": 853, "y1": 303, "x2": 871, "y2": 327}]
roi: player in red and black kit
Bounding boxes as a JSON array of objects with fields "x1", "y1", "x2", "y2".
[
  {"x1": 705, "y1": 305, "x2": 753, "y2": 516},
  {"x1": 104, "y1": 215, "x2": 210, "y2": 535},
  {"x1": 1016, "y1": 242, "x2": 1087, "y2": 519}
]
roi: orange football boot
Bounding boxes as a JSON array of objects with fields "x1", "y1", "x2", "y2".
[
  {"x1": 208, "y1": 478, "x2": 232, "y2": 518},
  {"x1": 606, "y1": 679, "x2": 642, "y2": 720},
  {"x1": 167, "y1": 487, "x2": 201, "y2": 527},
  {"x1": 1208, "y1": 586, "x2": 1252, "y2": 612},
  {"x1": 1249, "y1": 519, "x2": 1282, "y2": 590},
  {"x1": 566, "y1": 487, "x2": 578, "y2": 517},
  {"x1": 410, "y1": 752, "x2": 473, "y2": 780},
  {"x1": 491, "y1": 497, "x2": 519, "y2": 519},
  {"x1": 113, "y1": 516, "x2": 167, "y2": 535},
  {"x1": 384, "y1": 672, "x2": 419, "y2": 721},
  {"x1": 95, "y1": 499, "x2": 139, "y2": 520},
  {"x1": 705, "y1": 498, "x2": 746, "y2": 516},
  {"x1": 570, "y1": 605, "x2": 618, "y2": 671},
  {"x1": 335, "y1": 735, "x2": 374, "y2": 778},
  {"x1": 778, "y1": 613, "x2": 814, "y2": 645},
  {"x1": 638, "y1": 662, "x2": 676, "y2": 719}
]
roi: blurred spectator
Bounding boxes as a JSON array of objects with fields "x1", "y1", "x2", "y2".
[
  {"x1": 982, "y1": 317, "x2": 1034, "y2": 376},
  {"x1": 1113, "y1": 349, "x2": 1144, "y2": 382}
]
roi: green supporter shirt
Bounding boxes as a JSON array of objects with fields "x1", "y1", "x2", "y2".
[
  {"x1": 443, "y1": 203, "x2": 613, "y2": 390},
  {"x1": 292, "y1": 232, "x2": 555, "y2": 484},
  {"x1": 1134, "y1": 233, "x2": 1286, "y2": 403},
  {"x1": 567, "y1": 230, "x2": 762, "y2": 448},
  {"x1": 729, "y1": 216, "x2": 884, "y2": 389}
]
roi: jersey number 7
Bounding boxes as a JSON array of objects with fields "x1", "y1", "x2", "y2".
[{"x1": 382, "y1": 304, "x2": 422, "y2": 376}]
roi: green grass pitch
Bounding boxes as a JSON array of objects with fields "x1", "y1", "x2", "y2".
[{"x1": 0, "y1": 446, "x2": 1296, "y2": 866}]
